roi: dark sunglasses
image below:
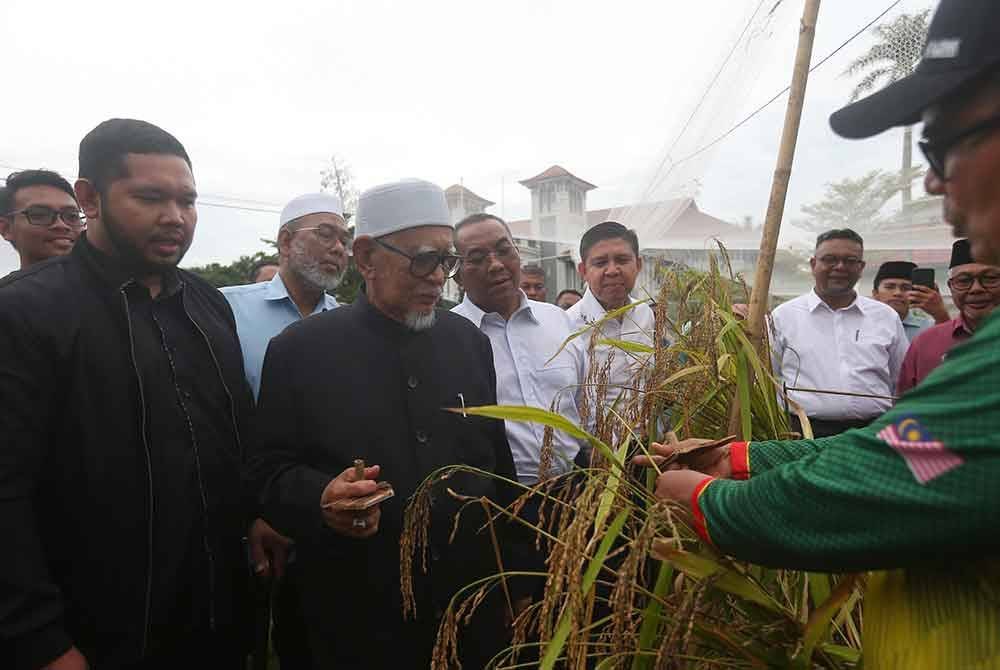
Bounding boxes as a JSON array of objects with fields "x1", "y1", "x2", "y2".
[
  {"x1": 919, "y1": 113, "x2": 1000, "y2": 179},
  {"x1": 375, "y1": 239, "x2": 462, "y2": 279}
]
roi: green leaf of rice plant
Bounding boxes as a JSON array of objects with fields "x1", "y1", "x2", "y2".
[
  {"x1": 445, "y1": 404, "x2": 619, "y2": 468},
  {"x1": 652, "y1": 542, "x2": 790, "y2": 616}
]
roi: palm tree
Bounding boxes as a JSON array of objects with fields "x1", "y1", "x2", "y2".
[{"x1": 843, "y1": 9, "x2": 931, "y2": 209}]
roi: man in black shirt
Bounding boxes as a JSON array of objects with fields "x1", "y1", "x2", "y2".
[{"x1": 0, "y1": 119, "x2": 258, "y2": 670}]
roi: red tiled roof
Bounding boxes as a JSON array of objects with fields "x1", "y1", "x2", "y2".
[{"x1": 518, "y1": 165, "x2": 597, "y2": 190}]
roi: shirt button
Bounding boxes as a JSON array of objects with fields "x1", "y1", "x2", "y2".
[
  {"x1": 183, "y1": 390, "x2": 192, "y2": 399},
  {"x1": 416, "y1": 430, "x2": 428, "y2": 444},
  {"x1": 407, "y1": 375, "x2": 419, "y2": 389}
]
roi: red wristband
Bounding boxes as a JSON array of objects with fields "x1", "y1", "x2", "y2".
[
  {"x1": 690, "y1": 476, "x2": 716, "y2": 545},
  {"x1": 730, "y1": 441, "x2": 750, "y2": 480}
]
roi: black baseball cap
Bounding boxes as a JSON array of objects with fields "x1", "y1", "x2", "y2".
[{"x1": 830, "y1": 0, "x2": 1000, "y2": 139}]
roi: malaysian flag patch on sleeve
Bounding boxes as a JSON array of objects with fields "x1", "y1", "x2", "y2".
[{"x1": 877, "y1": 415, "x2": 964, "y2": 484}]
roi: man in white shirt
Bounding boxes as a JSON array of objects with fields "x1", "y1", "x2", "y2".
[
  {"x1": 452, "y1": 213, "x2": 585, "y2": 483},
  {"x1": 566, "y1": 221, "x2": 656, "y2": 418},
  {"x1": 771, "y1": 228, "x2": 909, "y2": 437}
]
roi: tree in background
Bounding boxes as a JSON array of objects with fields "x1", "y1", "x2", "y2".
[
  {"x1": 320, "y1": 154, "x2": 359, "y2": 218},
  {"x1": 186, "y1": 249, "x2": 277, "y2": 288},
  {"x1": 796, "y1": 168, "x2": 922, "y2": 233},
  {"x1": 843, "y1": 9, "x2": 931, "y2": 208}
]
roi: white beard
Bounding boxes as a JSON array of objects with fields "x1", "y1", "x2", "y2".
[
  {"x1": 289, "y1": 237, "x2": 344, "y2": 292},
  {"x1": 404, "y1": 310, "x2": 437, "y2": 331}
]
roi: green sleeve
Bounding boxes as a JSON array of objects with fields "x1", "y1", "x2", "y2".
[
  {"x1": 698, "y1": 313, "x2": 1000, "y2": 572},
  {"x1": 747, "y1": 438, "x2": 829, "y2": 474}
]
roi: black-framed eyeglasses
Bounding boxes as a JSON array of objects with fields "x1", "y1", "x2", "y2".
[
  {"x1": 816, "y1": 254, "x2": 863, "y2": 268},
  {"x1": 375, "y1": 238, "x2": 462, "y2": 278},
  {"x1": 948, "y1": 270, "x2": 1000, "y2": 291},
  {"x1": 5, "y1": 205, "x2": 86, "y2": 228},
  {"x1": 462, "y1": 242, "x2": 519, "y2": 267},
  {"x1": 919, "y1": 113, "x2": 1000, "y2": 179},
  {"x1": 295, "y1": 223, "x2": 352, "y2": 249}
]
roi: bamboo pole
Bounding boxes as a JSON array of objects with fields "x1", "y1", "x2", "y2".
[{"x1": 729, "y1": 0, "x2": 822, "y2": 438}]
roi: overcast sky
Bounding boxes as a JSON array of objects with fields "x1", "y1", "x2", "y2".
[{"x1": 0, "y1": 0, "x2": 936, "y2": 275}]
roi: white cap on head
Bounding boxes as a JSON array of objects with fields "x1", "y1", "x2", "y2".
[
  {"x1": 355, "y1": 179, "x2": 451, "y2": 239},
  {"x1": 279, "y1": 192, "x2": 344, "y2": 232}
]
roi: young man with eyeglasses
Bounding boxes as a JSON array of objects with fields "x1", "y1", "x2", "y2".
[
  {"x1": 897, "y1": 238, "x2": 1000, "y2": 394},
  {"x1": 639, "y1": 2, "x2": 1000, "y2": 664},
  {"x1": 247, "y1": 179, "x2": 518, "y2": 669},
  {"x1": 0, "y1": 169, "x2": 84, "y2": 272},
  {"x1": 769, "y1": 228, "x2": 909, "y2": 437}
]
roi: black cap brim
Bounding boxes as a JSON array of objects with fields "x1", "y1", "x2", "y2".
[{"x1": 830, "y1": 65, "x2": 988, "y2": 139}]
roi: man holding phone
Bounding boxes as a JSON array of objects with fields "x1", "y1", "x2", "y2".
[
  {"x1": 906, "y1": 266, "x2": 952, "y2": 324},
  {"x1": 871, "y1": 261, "x2": 936, "y2": 340},
  {"x1": 898, "y1": 238, "x2": 1000, "y2": 393}
]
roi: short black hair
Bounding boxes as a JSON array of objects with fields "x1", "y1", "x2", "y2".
[
  {"x1": 521, "y1": 263, "x2": 545, "y2": 277},
  {"x1": 815, "y1": 228, "x2": 864, "y2": 250},
  {"x1": 580, "y1": 221, "x2": 639, "y2": 262},
  {"x1": 454, "y1": 212, "x2": 513, "y2": 250},
  {"x1": 79, "y1": 118, "x2": 191, "y2": 193},
  {"x1": 556, "y1": 288, "x2": 582, "y2": 301},
  {"x1": 1, "y1": 169, "x2": 76, "y2": 214},
  {"x1": 249, "y1": 257, "x2": 279, "y2": 282}
]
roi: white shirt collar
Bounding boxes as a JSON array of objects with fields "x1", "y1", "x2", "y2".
[
  {"x1": 806, "y1": 288, "x2": 863, "y2": 314},
  {"x1": 264, "y1": 271, "x2": 338, "y2": 311},
  {"x1": 575, "y1": 285, "x2": 644, "y2": 321},
  {"x1": 456, "y1": 290, "x2": 538, "y2": 328}
]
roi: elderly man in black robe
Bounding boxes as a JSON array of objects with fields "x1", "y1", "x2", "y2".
[{"x1": 249, "y1": 178, "x2": 518, "y2": 669}]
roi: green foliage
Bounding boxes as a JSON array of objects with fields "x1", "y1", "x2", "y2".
[{"x1": 185, "y1": 250, "x2": 277, "y2": 288}]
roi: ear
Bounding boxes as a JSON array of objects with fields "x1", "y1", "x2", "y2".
[
  {"x1": 0, "y1": 216, "x2": 12, "y2": 244},
  {"x1": 277, "y1": 227, "x2": 293, "y2": 259},
  {"x1": 809, "y1": 257, "x2": 817, "y2": 272},
  {"x1": 635, "y1": 255, "x2": 643, "y2": 272},
  {"x1": 453, "y1": 266, "x2": 465, "y2": 288},
  {"x1": 577, "y1": 260, "x2": 586, "y2": 279},
  {"x1": 74, "y1": 179, "x2": 101, "y2": 221},
  {"x1": 352, "y1": 237, "x2": 378, "y2": 281}
]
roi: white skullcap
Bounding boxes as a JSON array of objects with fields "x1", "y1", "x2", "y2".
[
  {"x1": 279, "y1": 192, "x2": 344, "y2": 231},
  {"x1": 355, "y1": 179, "x2": 452, "y2": 239}
]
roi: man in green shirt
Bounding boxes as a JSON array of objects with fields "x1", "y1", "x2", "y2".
[{"x1": 638, "y1": 2, "x2": 1000, "y2": 667}]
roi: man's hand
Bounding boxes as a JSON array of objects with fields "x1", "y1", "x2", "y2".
[
  {"x1": 633, "y1": 438, "x2": 732, "y2": 478},
  {"x1": 42, "y1": 647, "x2": 87, "y2": 670},
  {"x1": 653, "y1": 470, "x2": 714, "y2": 509},
  {"x1": 908, "y1": 284, "x2": 950, "y2": 323},
  {"x1": 320, "y1": 464, "x2": 382, "y2": 539},
  {"x1": 248, "y1": 518, "x2": 293, "y2": 579}
]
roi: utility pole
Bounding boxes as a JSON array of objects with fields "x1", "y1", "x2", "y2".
[{"x1": 730, "y1": 0, "x2": 822, "y2": 438}]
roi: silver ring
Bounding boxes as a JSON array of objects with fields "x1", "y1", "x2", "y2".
[{"x1": 352, "y1": 518, "x2": 367, "y2": 529}]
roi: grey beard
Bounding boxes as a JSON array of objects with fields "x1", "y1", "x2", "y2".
[
  {"x1": 404, "y1": 310, "x2": 437, "y2": 331},
  {"x1": 289, "y1": 239, "x2": 344, "y2": 292}
]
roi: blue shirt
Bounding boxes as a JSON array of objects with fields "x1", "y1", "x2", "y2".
[
  {"x1": 220, "y1": 273, "x2": 339, "y2": 399},
  {"x1": 901, "y1": 310, "x2": 935, "y2": 342}
]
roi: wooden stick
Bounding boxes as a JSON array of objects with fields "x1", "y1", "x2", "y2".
[{"x1": 729, "y1": 0, "x2": 823, "y2": 439}]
